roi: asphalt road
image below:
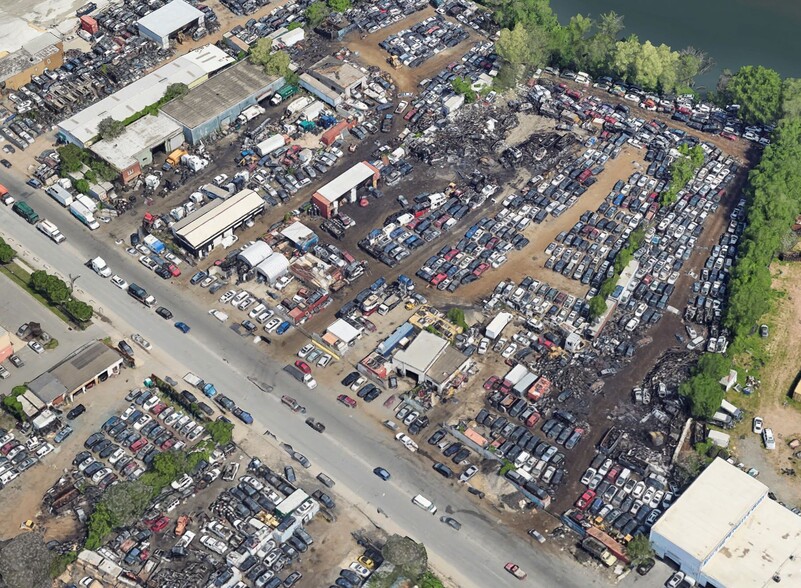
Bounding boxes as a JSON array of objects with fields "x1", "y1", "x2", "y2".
[{"x1": 0, "y1": 171, "x2": 662, "y2": 587}]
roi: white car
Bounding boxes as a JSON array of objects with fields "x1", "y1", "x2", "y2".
[
  {"x1": 264, "y1": 318, "x2": 281, "y2": 333},
  {"x1": 77, "y1": 457, "x2": 95, "y2": 472},
  {"x1": 108, "y1": 448, "x2": 126, "y2": 464},
  {"x1": 351, "y1": 376, "x2": 366, "y2": 391},
  {"x1": 219, "y1": 290, "x2": 237, "y2": 304},
  {"x1": 297, "y1": 344, "x2": 314, "y2": 359},
  {"x1": 394, "y1": 432, "x2": 418, "y2": 452},
  {"x1": 349, "y1": 562, "x2": 371, "y2": 578},
  {"x1": 142, "y1": 396, "x2": 159, "y2": 411},
  {"x1": 317, "y1": 354, "x2": 332, "y2": 368},
  {"x1": 501, "y1": 343, "x2": 517, "y2": 358},
  {"x1": 131, "y1": 333, "x2": 152, "y2": 351},
  {"x1": 478, "y1": 338, "x2": 489, "y2": 355},
  {"x1": 133, "y1": 415, "x2": 153, "y2": 430},
  {"x1": 256, "y1": 310, "x2": 273, "y2": 324},
  {"x1": 249, "y1": 303, "x2": 266, "y2": 319},
  {"x1": 92, "y1": 467, "x2": 112, "y2": 483},
  {"x1": 110, "y1": 275, "x2": 128, "y2": 289},
  {"x1": 171, "y1": 473, "x2": 193, "y2": 491},
  {"x1": 580, "y1": 467, "x2": 596, "y2": 486},
  {"x1": 35, "y1": 443, "x2": 53, "y2": 458},
  {"x1": 201, "y1": 534, "x2": 228, "y2": 555},
  {"x1": 752, "y1": 416, "x2": 763, "y2": 434},
  {"x1": 28, "y1": 340, "x2": 44, "y2": 354},
  {"x1": 231, "y1": 291, "x2": 249, "y2": 307}
]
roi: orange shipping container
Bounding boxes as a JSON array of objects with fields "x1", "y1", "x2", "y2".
[
  {"x1": 586, "y1": 526, "x2": 629, "y2": 564},
  {"x1": 80, "y1": 15, "x2": 99, "y2": 34},
  {"x1": 464, "y1": 428, "x2": 488, "y2": 448},
  {"x1": 527, "y1": 376, "x2": 551, "y2": 401}
]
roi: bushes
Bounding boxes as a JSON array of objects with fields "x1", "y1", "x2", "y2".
[
  {"x1": 0, "y1": 236, "x2": 16, "y2": 264},
  {"x1": 446, "y1": 307, "x2": 468, "y2": 330},
  {"x1": 451, "y1": 77, "x2": 477, "y2": 103},
  {"x1": 660, "y1": 145, "x2": 705, "y2": 206},
  {"x1": 680, "y1": 353, "x2": 729, "y2": 418},
  {"x1": 2, "y1": 385, "x2": 27, "y2": 421}
]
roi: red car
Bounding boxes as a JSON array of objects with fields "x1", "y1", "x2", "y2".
[
  {"x1": 150, "y1": 402, "x2": 167, "y2": 415},
  {"x1": 720, "y1": 131, "x2": 738, "y2": 141},
  {"x1": 167, "y1": 264, "x2": 181, "y2": 277},
  {"x1": 294, "y1": 360, "x2": 311, "y2": 375},
  {"x1": 130, "y1": 438, "x2": 148, "y2": 452},
  {"x1": 161, "y1": 437, "x2": 176, "y2": 450},
  {"x1": 483, "y1": 376, "x2": 499, "y2": 390},
  {"x1": 575, "y1": 489, "x2": 596, "y2": 510},
  {"x1": 146, "y1": 516, "x2": 170, "y2": 533},
  {"x1": 504, "y1": 562, "x2": 527, "y2": 580},
  {"x1": 525, "y1": 411, "x2": 541, "y2": 428},
  {"x1": 337, "y1": 394, "x2": 357, "y2": 408}
]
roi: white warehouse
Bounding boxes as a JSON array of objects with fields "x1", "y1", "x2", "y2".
[{"x1": 650, "y1": 458, "x2": 801, "y2": 587}]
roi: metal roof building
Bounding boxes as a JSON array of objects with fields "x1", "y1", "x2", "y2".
[
  {"x1": 27, "y1": 341, "x2": 123, "y2": 407},
  {"x1": 237, "y1": 240, "x2": 273, "y2": 268},
  {"x1": 280, "y1": 221, "x2": 318, "y2": 252},
  {"x1": 311, "y1": 161, "x2": 380, "y2": 218},
  {"x1": 171, "y1": 189, "x2": 265, "y2": 257},
  {"x1": 161, "y1": 59, "x2": 283, "y2": 144},
  {"x1": 392, "y1": 330, "x2": 456, "y2": 391},
  {"x1": 90, "y1": 114, "x2": 184, "y2": 184},
  {"x1": 58, "y1": 45, "x2": 232, "y2": 147},
  {"x1": 255, "y1": 253, "x2": 290, "y2": 284},
  {"x1": 650, "y1": 458, "x2": 801, "y2": 587},
  {"x1": 137, "y1": 0, "x2": 204, "y2": 49}
]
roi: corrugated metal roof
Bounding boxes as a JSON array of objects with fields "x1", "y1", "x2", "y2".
[
  {"x1": 314, "y1": 162, "x2": 377, "y2": 204},
  {"x1": 172, "y1": 189, "x2": 264, "y2": 249}
]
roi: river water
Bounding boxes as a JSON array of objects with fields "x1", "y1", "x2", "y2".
[{"x1": 553, "y1": 0, "x2": 801, "y2": 90}]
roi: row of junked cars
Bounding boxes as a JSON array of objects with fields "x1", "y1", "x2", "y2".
[
  {"x1": 574, "y1": 455, "x2": 675, "y2": 541},
  {"x1": 0, "y1": 427, "x2": 55, "y2": 486},
  {"x1": 380, "y1": 15, "x2": 470, "y2": 68},
  {"x1": 73, "y1": 388, "x2": 207, "y2": 492}
]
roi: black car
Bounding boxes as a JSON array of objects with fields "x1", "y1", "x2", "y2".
[
  {"x1": 312, "y1": 489, "x2": 335, "y2": 509},
  {"x1": 181, "y1": 389, "x2": 198, "y2": 404},
  {"x1": 118, "y1": 340, "x2": 134, "y2": 356},
  {"x1": 9, "y1": 355, "x2": 23, "y2": 368},
  {"x1": 443, "y1": 442, "x2": 462, "y2": 458},
  {"x1": 341, "y1": 371, "x2": 360, "y2": 387},
  {"x1": 67, "y1": 404, "x2": 86, "y2": 420},
  {"x1": 155, "y1": 266, "x2": 171, "y2": 280},
  {"x1": 84, "y1": 432, "x2": 105, "y2": 449},
  {"x1": 428, "y1": 429, "x2": 446, "y2": 445},
  {"x1": 156, "y1": 307, "x2": 173, "y2": 320},
  {"x1": 0, "y1": 159, "x2": 11, "y2": 168},
  {"x1": 433, "y1": 462, "x2": 454, "y2": 478}
]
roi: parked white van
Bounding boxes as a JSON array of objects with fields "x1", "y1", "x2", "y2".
[{"x1": 412, "y1": 494, "x2": 437, "y2": 514}]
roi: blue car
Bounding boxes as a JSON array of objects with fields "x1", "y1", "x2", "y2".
[
  {"x1": 276, "y1": 321, "x2": 291, "y2": 335},
  {"x1": 54, "y1": 425, "x2": 73, "y2": 443},
  {"x1": 174, "y1": 321, "x2": 190, "y2": 333},
  {"x1": 373, "y1": 467, "x2": 391, "y2": 481}
]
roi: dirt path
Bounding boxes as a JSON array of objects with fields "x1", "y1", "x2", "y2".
[
  {"x1": 343, "y1": 6, "x2": 482, "y2": 94},
  {"x1": 452, "y1": 145, "x2": 643, "y2": 304}
]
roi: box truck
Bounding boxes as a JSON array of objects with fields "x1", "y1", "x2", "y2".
[
  {"x1": 37, "y1": 219, "x2": 66, "y2": 244},
  {"x1": 46, "y1": 184, "x2": 73, "y2": 207}
]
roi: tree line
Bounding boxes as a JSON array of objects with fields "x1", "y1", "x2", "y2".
[
  {"x1": 30, "y1": 270, "x2": 94, "y2": 323},
  {"x1": 490, "y1": 0, "x2": 711, "y2": 93},
  {"x1": 680, "y1": 83, "x2": 801, "y2": 417}
]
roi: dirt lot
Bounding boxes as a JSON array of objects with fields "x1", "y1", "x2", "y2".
[{"x1": 0, "y1": 363, "x2": 146, "y2": 540}]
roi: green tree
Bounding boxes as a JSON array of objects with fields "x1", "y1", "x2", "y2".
[
  {"x1": 58, "y1": 144, "x2": 86, "y2": 173},
  {"x1": 204, "y1": 420, "x2": 234, "y2": 446},
  {"x1": 0, "y1": 242, "x2": 16, "y2": 264},
  {"x1": 781, "y1": 77, "x2": 801, "y2": 117},
  {"x1": 163, "y1": 82, "x2": 189, "y2": 102},
  {"x1": 496, "y1": 22, "x2": 535, "y2": 68},
  {"x1": 626, "y1": 535, "x2": 654, "y2": 565},
  {"x1": 305, "y1": 2, "x2": 330, "y2": 27},
  {"x1": 724, "y1": 65, "x2": 783, "y2": 125},
  {"x1": 97, "y1": 116, "x2": 125, "y2": 140},
  {"x1": 64, "y1": 299, "x2": 94, "y2": 322},
  {"x1": 588, "y1": 295, "x2": 607, "y2": 320},
  {"x1": 75, "y1": 179, "x2": 90, "y2": 194},
  {"x1": 251, "y1": 40, "x2": 292, "y2": 78},
  {"x1": 327, "y1": 0, "x2": 351, "y2": 12},
  {"x1": 418, "y1": 571, "x2": 445, "y2": 588},
  {"x1": 447, "y1": 307, "x2": 468, "y2": 330},
  {"x1": 451, "y1": 77, "x2": 477, "y2": 102},
  {"x1": 382, "y1": 534, "x2": 428, "y2": 580}
]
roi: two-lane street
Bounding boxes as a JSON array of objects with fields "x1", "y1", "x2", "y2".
[{"x1": 0, "y1": 170, "x2": 658, "y2": 587}]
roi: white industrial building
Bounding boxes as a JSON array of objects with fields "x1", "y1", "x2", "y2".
[
  {"x1": 310, "y1": 161, "x2": 380, "y2": 218},
  {"x1": 255, "y1": 253, "x2": 289, "y2": 284},
  {"x1": 58, "y1": 45, "x2": 232, "y2": 147},
  {"x1": 323, "y1": 318, "x2": 363, "y2": 353},
  {"x1": 137, "y1": 0, "x2": 204, "y2": 49},
  {"x1": 393, "y1": 330, "x2": 469, "y2": 392},
  {"x1": 237, "y1": 241, "x2": 273, "y2": 269},
  {"x1": 650, "y1": 458, "x2": 801, "y2": 587},
  {"x1": 171, "y1": 189, "x2": 265, "y2": 257},
  {"x1": 299, "y1": 57, "x2": 366, "y2": 107}
]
